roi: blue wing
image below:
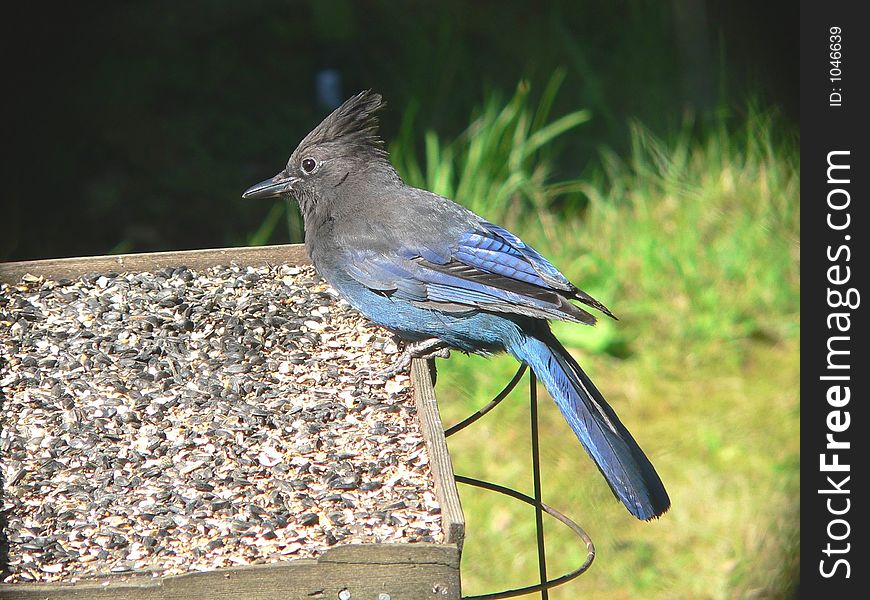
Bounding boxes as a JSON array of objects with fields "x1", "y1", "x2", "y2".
[
  {"x1": 455, "y1": 222, "x2": 573, "y2": 290},
  {"x1": 346, "y1": 221, "x2": 614, "y2": 324}
]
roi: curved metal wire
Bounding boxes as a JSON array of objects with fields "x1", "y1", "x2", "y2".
[
  {"x1": 444, "y1": 366, "x2": 595, "y2": 599},
  {"x1": 444, "y1": 364, "x2": 527, "y2": 437},
  {"x1": 453, "y1": 475, "x2": 596, "y2": 600}
]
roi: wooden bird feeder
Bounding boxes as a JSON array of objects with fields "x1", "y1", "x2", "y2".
[{"x1": 0, "y1": 245, "x2": 464, "y2": 600}]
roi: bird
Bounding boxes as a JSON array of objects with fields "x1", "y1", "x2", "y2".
[{"x1": 243, "y1": 90, "x2": 670, "y2": 520}]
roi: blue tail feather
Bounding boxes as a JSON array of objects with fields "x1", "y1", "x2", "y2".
[{"x1": 510, "y1": 333, "x2": 670, "y2": 520}]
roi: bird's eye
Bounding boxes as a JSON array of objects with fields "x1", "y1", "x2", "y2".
[{"x1": 301, "y1": 157, "x2": 318, "y2": 174}]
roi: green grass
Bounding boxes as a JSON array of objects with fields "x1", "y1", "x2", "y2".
[
  {"x1": 387, "y1": 87, "x2": 799, "y2": 598},
  {"x1": 391, "y1": 72, "x2": 592, "y2": 227},
  {"x1": 439, "y1": 344, "x2": 798, "y2": 599}
]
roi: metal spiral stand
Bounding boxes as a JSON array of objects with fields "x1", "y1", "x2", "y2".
[{"x1": 443, "y1": 364, "x2": 596, "y2": 599}]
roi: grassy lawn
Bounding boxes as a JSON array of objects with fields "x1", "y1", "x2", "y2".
[
  {"x1": 439, "y1": 341, "x2": 798, "y2": 598},
  {"x1": 394, "y1": 87, "x2": 800, "y2": 598}
]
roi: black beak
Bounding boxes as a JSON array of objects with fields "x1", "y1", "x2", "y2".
[{"x1": 242, "y1": 173, "x2": 300, "y2": 199}]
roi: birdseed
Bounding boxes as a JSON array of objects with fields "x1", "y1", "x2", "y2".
[{"x1": 0, "y1": 264, "x2": 443, "y2": 584}]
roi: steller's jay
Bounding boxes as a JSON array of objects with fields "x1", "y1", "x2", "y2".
[{"x1": 243, "y1": 91, "x2": 669, "y2": 520}]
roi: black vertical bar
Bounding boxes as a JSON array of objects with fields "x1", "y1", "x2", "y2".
[
  {"x1": 802, "y1": 2, "x2": 866, "y2": 595},
  {"x1": 529, "y1": 371, "x2": 548, "y2": 599}
]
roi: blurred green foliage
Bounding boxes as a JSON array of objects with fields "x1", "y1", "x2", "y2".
[{"x1": 392, "y1": 72, "x2": 591, "y2": 222}]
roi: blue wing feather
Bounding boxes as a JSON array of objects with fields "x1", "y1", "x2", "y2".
[
  {"x1": 472, "y1": 221, "x2": 574, "y2": 290},
  {"x1": 343, "y1": 220, "x2": 611, "y2": 323}
]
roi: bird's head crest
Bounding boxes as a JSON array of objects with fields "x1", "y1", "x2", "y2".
[
  {"x1": 298, "y1": 90, "x2": 387, "y2": 157},
  {"x1": 242, "y1": 91, "x2": 395, "y2": 208}
]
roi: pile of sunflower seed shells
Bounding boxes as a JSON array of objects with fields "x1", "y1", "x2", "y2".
[{"x1": 0, "y1": 264, "x2": 443, "y2": 583}]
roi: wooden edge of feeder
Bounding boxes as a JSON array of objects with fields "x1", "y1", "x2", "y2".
[
  {"x1": 0, "y1": 243, "x2": 312, "y2": 284},
  {"x1": 411, "y1": 358, "x2": 466, "y2": 550},
  {"x1": 0, "y1": 244, "x2": 466, "y2": 598},
  {"x1": 0, "y1": 543, "x2": 460, "y2": 599}
]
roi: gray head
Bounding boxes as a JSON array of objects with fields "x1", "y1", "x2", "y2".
[{"x1": 242, "y1": 90, "x2": 397, "y2": 219}]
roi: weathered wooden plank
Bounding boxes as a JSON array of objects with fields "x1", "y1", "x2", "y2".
[
  {"x1": 412, "y1": 359, "x2": 466, "y2": 550},
  {"x1": 0, "y1": 244, "x2": 311, "y2": 284},
  {"x1": 319, "y1": 542, "x2": 459, "y2": 567},
  {"x1": 0, "y1": 544, "x2": 460, "y2": 600}
]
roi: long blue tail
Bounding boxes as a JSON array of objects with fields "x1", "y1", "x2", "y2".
[{"x1": 509, "y1": 332, "x2": 670, "y2": 520}]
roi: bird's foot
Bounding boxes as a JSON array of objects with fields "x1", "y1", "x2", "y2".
[{"x1": 379, "y1": 338, "x2": 451, "y2": 379}]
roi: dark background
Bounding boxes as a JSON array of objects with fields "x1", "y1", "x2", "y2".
[{"x1": 2, "y1": 0, "x2": 796, "y2": 262}]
